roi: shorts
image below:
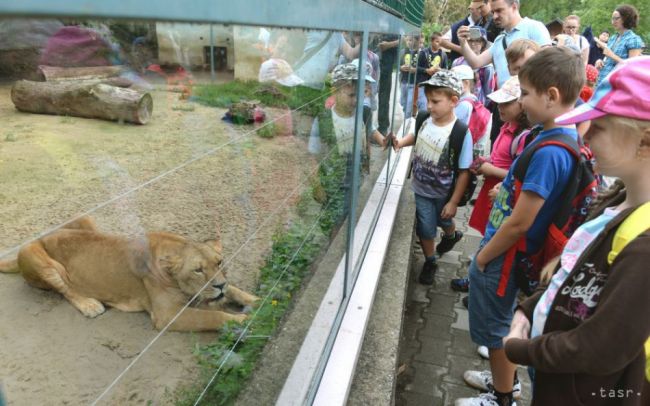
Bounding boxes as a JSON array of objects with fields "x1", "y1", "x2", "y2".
[
  {"x1": 414, "y1": 193, "x2": 453, "y2": 240},
  {"x1": 468, "y1": 251, "x2": 519, "y2": 349}
]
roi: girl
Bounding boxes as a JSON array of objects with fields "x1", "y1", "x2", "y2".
[
  {"x1": 503, "y1": 56, "x2": 650, "y2": 405},
  {"x1": 450, "y1": 76, "x2": 529, "y2": 294}
]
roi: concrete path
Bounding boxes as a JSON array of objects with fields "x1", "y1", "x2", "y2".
[{"x1": 395, "y1": 204, "x2": 533, "y2": 406}]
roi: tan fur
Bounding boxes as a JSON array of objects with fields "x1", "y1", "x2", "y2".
[{"x1": 0, "y1": 216, "x2": 259, "y2": 331}]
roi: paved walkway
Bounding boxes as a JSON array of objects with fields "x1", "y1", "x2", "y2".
[{"x1": 395, "y1": 204, "x2": 533, "y2": 406}]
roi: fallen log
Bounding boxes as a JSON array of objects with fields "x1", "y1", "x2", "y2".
[
  {"x1": 11, "y1": 80, "x2": 152, "y2": 124},
  {"x1": 36, "y1": 65, "x2": 125, "y2": 81}
]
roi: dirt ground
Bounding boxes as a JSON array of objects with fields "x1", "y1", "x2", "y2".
[{"x1": 0, "y1": 83, "x2": 320, "y2": 405}]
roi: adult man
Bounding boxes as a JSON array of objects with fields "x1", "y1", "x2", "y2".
[
  {"x1": 441, "y1": 0, "x2": 486, "y2": 64},
  {"x1": 458, "y1": 0, "x2": 550, "y2": 146},
  {"x1": 377, "y1": 34, "x2": 400, "y2": 136}
]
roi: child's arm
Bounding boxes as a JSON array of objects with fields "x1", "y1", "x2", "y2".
[
  {"x1": 441, "y1": 170, "x2": 470, "y2": 219},
  {"x1": 477, "y1": 162, "x2": 508, "y2": 180},
  {"x1": 392, "y1": 132, "x2": 416, "y2": 151},
  {"x1": 372, "y1": 130, "x2": 387, "y2": 149},
  {"x1": 475, "y1": 190, "x2": 546, "y2": 270}
]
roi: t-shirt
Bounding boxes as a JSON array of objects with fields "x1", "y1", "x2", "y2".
[
  {"x1": 294, "y1": 31, "x2": 346, "y2": 89},
  {"x1": 531, "y1": 208, "x2": 619, "y2": 338},
  {"x1": 416, "y1": 48, "x2": 448, "y2": 84},
  {"x1": 597, "y1": 30, "x2": 645, "y2": 85},
  {"x1": 454, "y1": 94, "x2": 474, "y2": 127},
  {"x1": 400, "y1": 48, "x2": 418, "y2": 84},
  {"x1": 490, "y1": 122, "x2": 519, "y2": 169},
  {"x1": 330, "y1": 106, "x2": 371, "y2": 154},
  {"x1": 490, "y1": 18, "x2": 551, "y2": 88},
  {"x1": 483, "y1": 127, "x2": 577, "y2": 253},
  {"x1": 411, "y1": 118, "x2": 473, "y2": 199}
]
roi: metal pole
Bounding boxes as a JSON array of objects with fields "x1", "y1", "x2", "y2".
[
  {"x1": 387, "y1": 34, "x2": 403, "y2": 181},
  {"x1": 344, "y1": 30, "x2": 369, "y2": 298},
  {"x1": 210, "y1": 24, "x2": 215, "y2": 82}
]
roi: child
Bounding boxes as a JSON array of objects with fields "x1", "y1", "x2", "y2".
[
  {"x1": 457, "y1": 47, "x2": 586, "y2": 406},
  {"x1": 452, "y1": 64, "x2": 492, "y2": 157},
  {"x1": 399, "y1": 35, "x2": 419, "y2": 118},
  {"x1": 452, "y1": 76, "x2": 530, "y2": 293},
  {"x1": 504, "y1": 56, "x2": 650, "y2": 406},
  {"x1": 415, "y1": 32, "x2": 448, "y2": 113},
  {"x1": 392, "y1": 70, "x2": 471, "y2": 285}
]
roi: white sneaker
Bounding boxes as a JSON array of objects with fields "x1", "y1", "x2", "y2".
[
  {"x1": 462, "y1": 370, "x2": 522, "y2": 399},
  {"x1": 477, "y1": 345, "x2": 489, "y2": 359},
  {"x1": 455, "y1": 392, "x2": 517, "y2": 406}
]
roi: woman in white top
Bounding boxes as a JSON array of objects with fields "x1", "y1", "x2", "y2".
[{"x1": 563, "y1": 15, "x2": 589, "y2": 65}]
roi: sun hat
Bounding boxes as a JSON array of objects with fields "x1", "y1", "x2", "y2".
[
  {"x1": 258, "y1": 58, "x2": 304, "y2": 87},
  {"x1": 556, "y1": 56, "x2": 650, "y2": 125},
  {"x1": 331, "y1": 61, "x2": 375, "y2": 84},
  {"x1": 487, "y1": 75, "x2": 521, "y2": 104},
  {"x1": 418, "y1": 70, "x2": 463, "y2": 96},
  {"x1": 451, "y1": 64, "x2": 475, "y2": 81}
]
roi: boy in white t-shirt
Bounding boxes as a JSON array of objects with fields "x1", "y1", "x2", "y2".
[{"x1": 392, "y1": 70, "x2": 473, "y2": 284}]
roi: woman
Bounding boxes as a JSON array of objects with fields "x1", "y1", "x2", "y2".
[
  {"x1": 562, "y1": 15, "x2": 589, "y2": 65},
  {"x1": 595, "y1": 4, "x2": 644, "y2": 85},
  {"x1": 503, "y1": 56, "x2": 650, "y2": 406}
]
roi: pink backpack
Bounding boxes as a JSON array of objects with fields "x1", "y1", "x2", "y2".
[{"x1": 466, "y1": 98, "x2": 491, "y2": 144}]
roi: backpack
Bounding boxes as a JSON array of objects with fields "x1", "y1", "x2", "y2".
[
  {"x1": 412, "y1": 111, "x2": 477, "y2": 206},
  {"x1": 606, "y1": 202, "x2": 650, "y2": 383},
  {"x1": 465, "y1": 98, "x2": 491, "y2": 144},
  {"x1": 497, "y1": 132, "x2": 599, "y2": 297}
]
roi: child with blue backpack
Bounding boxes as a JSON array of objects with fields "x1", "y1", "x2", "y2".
[
  {"x1": 502, "y1": 55, "x2": 650, "y2": 406},
  {"x1": 457, "y1": 47, "x2": 594, "y2": 406}
]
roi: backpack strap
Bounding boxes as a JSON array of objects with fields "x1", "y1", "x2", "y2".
[
  {"x1": 497, "y1": 133, "x2": 581, "y2": 297},
  {"x1": 607, "y1": 202, "x2": 650, "y2": 265},
  {"x1": 447, "y1": 119, "x2": 469, "y2": 174}
]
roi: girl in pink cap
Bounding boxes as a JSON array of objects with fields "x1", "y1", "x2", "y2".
[{"x1": 503, "y1": 56, "x2": 650, "y2": 405}]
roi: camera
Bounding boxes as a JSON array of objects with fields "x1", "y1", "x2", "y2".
[{"x1": 469, "y1": 27, "x2": 482, "y2": 40}]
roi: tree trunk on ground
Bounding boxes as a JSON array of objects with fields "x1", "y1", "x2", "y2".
[
  {"x1": 36, "y1": 65, "x2": 125, "y2": 81},
  {"x1": 11, "y1": 80, "x2": 153, "y2": 125}
]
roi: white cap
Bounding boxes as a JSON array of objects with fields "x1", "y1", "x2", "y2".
[
  {"x1": 258, "y1": 58, "x2": 304, "y2": 87},
  {"x1": 350, "y1": 58, "x2": 376, "y2": 83},
  {"x1": 451, "y1": 64, "x2": 475, "y2": 81}
]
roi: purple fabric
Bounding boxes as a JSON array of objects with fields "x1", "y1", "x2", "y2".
[{"x1": 40, "y1": 26, "x2": 114, "y2": 67}]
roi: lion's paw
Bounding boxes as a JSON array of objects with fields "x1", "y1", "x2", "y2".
[
  {"x1": 79, "y1": 298, "x2": 106, "y2": 318},
  {"x1": 233, "y1": 313, "x2": 248, "y2": 324}
]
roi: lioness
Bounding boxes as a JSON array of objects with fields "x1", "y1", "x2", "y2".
[{"x1": 0, "y1": 216, "x2": 258, "y2": 331}]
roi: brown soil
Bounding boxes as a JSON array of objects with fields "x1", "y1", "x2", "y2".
[{"x1": 0, "y1": 84, "x2": 318, "y2": 405}]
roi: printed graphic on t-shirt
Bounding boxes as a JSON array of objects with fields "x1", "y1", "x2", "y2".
[
  {"x1": 554, "y1": 262, "x2": 606, "y2": 321},
  {"x1": 412, "y1": 120, "x2": 453, "y2": 182}
]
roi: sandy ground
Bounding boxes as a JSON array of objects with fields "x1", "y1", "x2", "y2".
[{"x1": 0, "y1": 83, "x2": 319, "y2": 405}]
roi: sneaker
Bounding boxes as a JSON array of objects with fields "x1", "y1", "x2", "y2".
[
  {"x1": 418, "y1": 260, "x2": 438, "y2": 285},
  {"x1": 462, "y1": 295, "x2": 469, "y2": 309},
  {"x1": 477, "y1": 345, "x2": 489, "y2": 359},
  {"x1": 463, "y1": 370, "x2": 522, "y2": 399},
  {"x1": 437, "y1": 230, "x2": 463, "y2": 256},
  {"x1": 455, "y1": 392, "x2": 517, "y2": 406},
  {"x1": 451, "y1": 277, "x2": 470, "y2": 292}
]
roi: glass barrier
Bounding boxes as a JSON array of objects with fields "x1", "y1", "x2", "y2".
[{"x1": 0, "y1": 17, "x2": 406, "y2": 405}]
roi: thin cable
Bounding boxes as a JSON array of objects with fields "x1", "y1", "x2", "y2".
[
  {"x1": 90, "y1": 133, "x2": 340, "y2": 405},
  {"x1": 0, "y1": 87, "x2": 335, "y2": 261},
  {"x1": 192, "y1": 200, "x2": 330, "y2": 406}
]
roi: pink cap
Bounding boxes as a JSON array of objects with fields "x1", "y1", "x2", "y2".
[{"x1": 556, "y1": 56, "x2": 650, "y2": 125}]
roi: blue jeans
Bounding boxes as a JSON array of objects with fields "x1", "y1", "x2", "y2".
[
  {"x1": 414, "y1": 193, "x2": 452, "y2": 240},
  {"x1": 468, "y1": 252, "x2": 520, "y2": 349},
  {"x1": 400, "y1": 82, "x2": 415, "y2": 118}
]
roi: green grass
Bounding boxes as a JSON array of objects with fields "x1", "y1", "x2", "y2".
[
  {"x1": 192, "y1": 80, "x2": 331, "y2": 117},
  {"x1": 255, "y1": 123, "x2": 278, "y2": 139}
]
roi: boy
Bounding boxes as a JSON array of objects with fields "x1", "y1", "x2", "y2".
[
  {"x1": 393, "y1": 70, "x2": 471, "y2": 284},
  {"x1": 457, "y1": 47, "x2": 585, "y2": 406},
  {"x1": 399, "y1": 35, "x2": 419, "y2": 118},
  {"x1": 415, "y1": 32, "x2": 448, "y2": 113},
  {"x1": 505, "y1": 38, "x2": 540, "y2": 75}
]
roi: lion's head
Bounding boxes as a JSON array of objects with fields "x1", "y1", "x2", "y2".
[{"x1": 154, "y1": 235, "x2": 228, "y2": 303}]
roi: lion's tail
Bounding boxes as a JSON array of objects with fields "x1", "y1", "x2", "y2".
[{"x1": 0, "y1": 258, "x2": 19, "y2": 273}]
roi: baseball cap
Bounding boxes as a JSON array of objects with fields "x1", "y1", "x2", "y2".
[
  {"x1": 451, "y1": 64, "x2": 475, "y2": 81},
  {"x1": 418, "y1": 70, "x2": 463, "y2": 96},
  {"x1": 258, "y1": 58, "x2": 304, "y2": 87},
  {"x1": 556, "y1": 56, "x2": 650, "y2": 125},
  {"x1": 487, "y1": 75, "x2": 521, "y2": 104},
  {"x1": 331, "y1": 61, "x2": 375, "y2": 84}
]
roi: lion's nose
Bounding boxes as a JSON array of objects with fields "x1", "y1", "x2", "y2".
[{"x1": 213, "y1": 282, "x2": 226, "y2": 290}]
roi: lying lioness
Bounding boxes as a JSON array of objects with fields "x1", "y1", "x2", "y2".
[{"x1": 0, "y1": 216, "x2": 258, "y2": 331}]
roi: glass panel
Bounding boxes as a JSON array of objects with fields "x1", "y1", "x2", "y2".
[{"x1": 0, "y1": 17, "x2": 364, "y2": 405}]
